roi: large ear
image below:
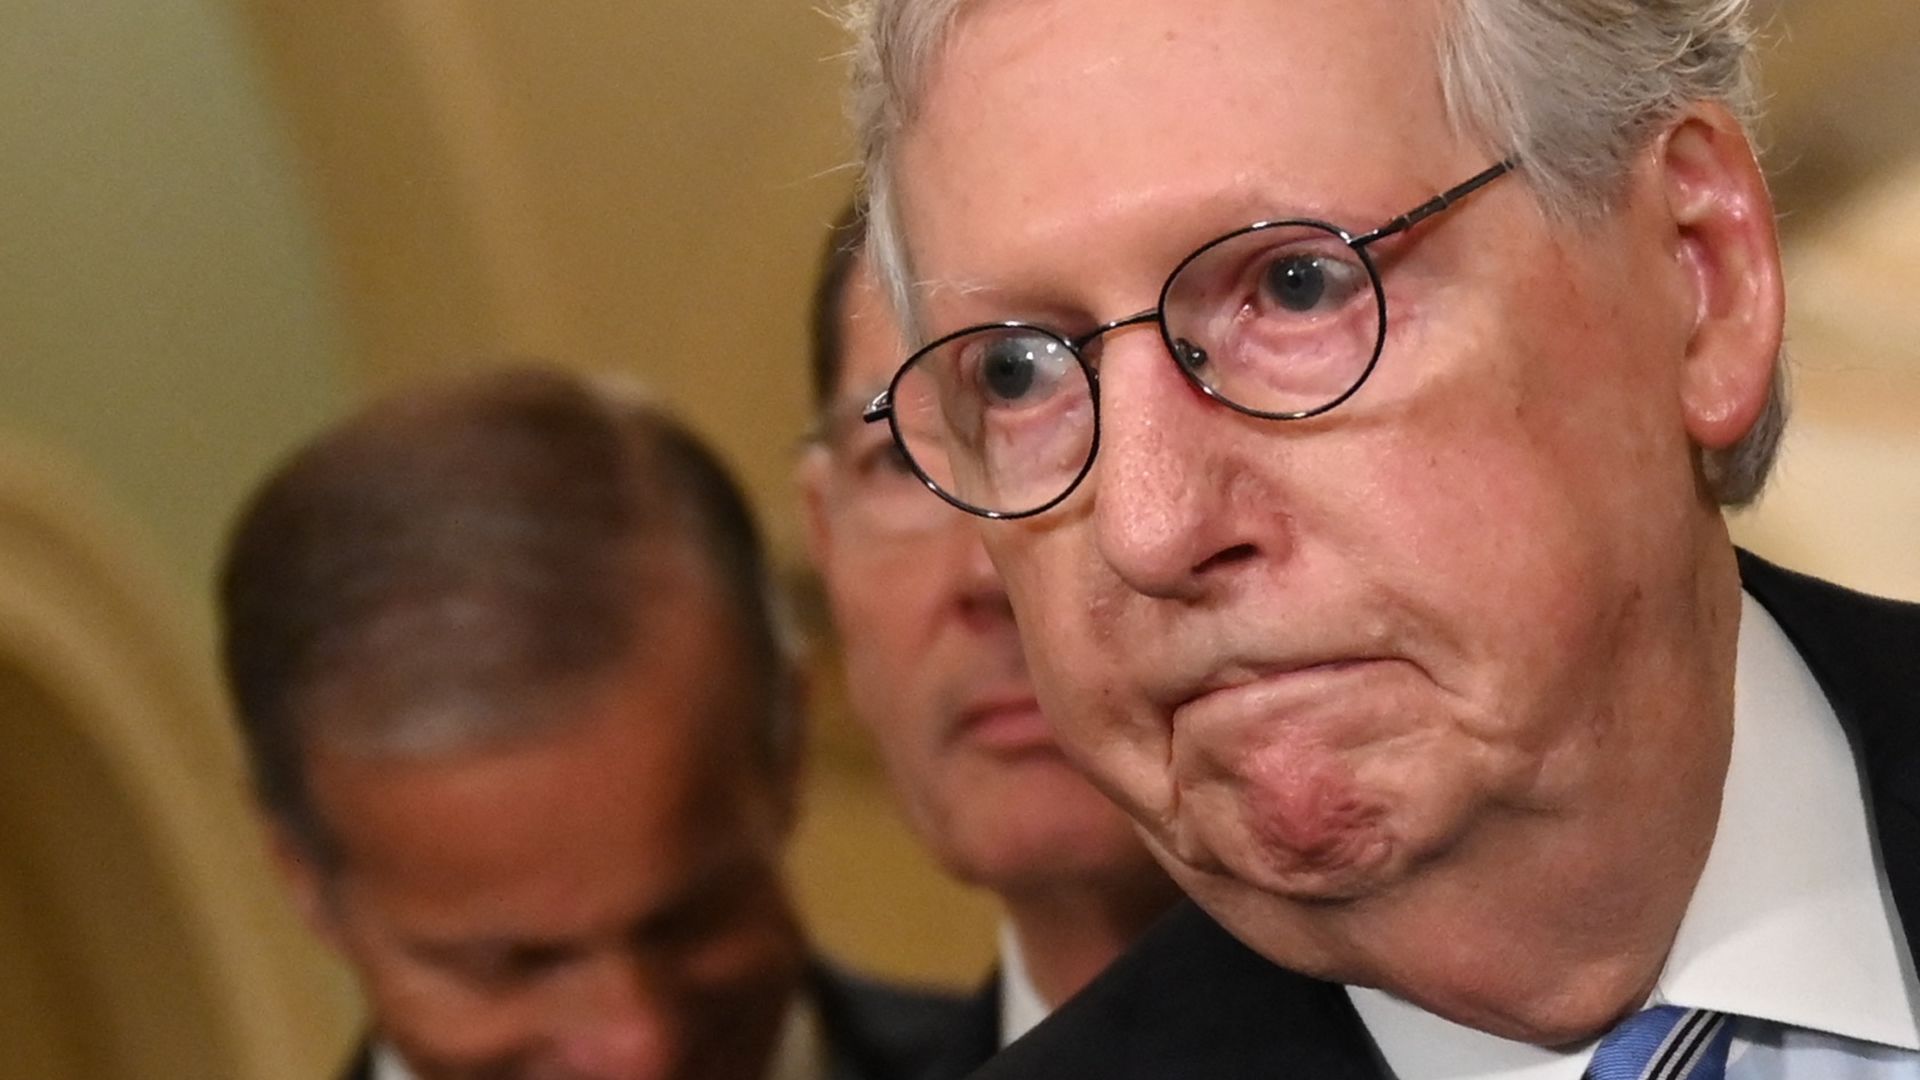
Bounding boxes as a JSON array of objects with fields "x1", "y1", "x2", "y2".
[
  {"x1": 1656, "y1": 103, "x2": 1785, "y2": 452},
  {"x1": 261, "y1": 813, "x2": 345, "y2": 950}
]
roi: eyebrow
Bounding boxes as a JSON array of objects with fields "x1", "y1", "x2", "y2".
[
  {"x1": 404, "y1": 848, "x2": 770, "y2": 968},
  {"x1": 407, "y1": 933, "x2": 581, "y2": 974},
  {"x1": 904, "y1": 195, "x2": 1288, "y2": 331}
]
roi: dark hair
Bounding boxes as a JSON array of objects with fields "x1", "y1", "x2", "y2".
[
  {"x1": 218, "y1": 366, "x2": 789, "y2": 861},
  {"x1": 807, "y1": 197, "x2": 869, "y2": 413}
]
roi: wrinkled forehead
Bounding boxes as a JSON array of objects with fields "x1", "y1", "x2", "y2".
[
  {"x1": 898, "y1": 0, "x2": 1450, "y2": 119},
  {"x1": 891, "y1": 0, "x2": 1462, "y2": 306}
]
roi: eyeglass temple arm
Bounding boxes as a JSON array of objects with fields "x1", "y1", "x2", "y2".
[
  {"x1": 1353, "y1": 157, "x2": 1518, "y2": 248},
  {"x1": 861, "y1": 389, "x2": 892, "y2": 424}
]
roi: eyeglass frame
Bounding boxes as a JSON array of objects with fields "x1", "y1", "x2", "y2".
[
  {"x1": 860, "y1": 157, "x2": 1519, "y2": 521},
  {"x1": 803, "y1": 402, "x2": 967, "y2": 539}
]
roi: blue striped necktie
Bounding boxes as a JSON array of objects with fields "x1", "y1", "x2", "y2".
[{"x1": 1583, "y1": 1006, "x2": 1734, "y2": 1080}]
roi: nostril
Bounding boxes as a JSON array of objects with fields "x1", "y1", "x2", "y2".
[{"x1": 1194, "y1": 542, "x2": 1258, "y2": 575}]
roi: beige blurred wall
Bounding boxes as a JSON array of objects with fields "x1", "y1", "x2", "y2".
[
  {"x1": 0, "y1": 0, "x2": 354, "y2": 602},
  {"x1": 1, "y1": 0, "x2": 362, "y2": 1074},
  {"x1": 0, "y1": 2, "x2": 1916, "y2": 1077},
  {"x1": 0, "y1": 4, "x2": 995, "y2": 1075},
  {"x1": 1727, "y1": 157, "x2": 1920, "y2": 600},
  {"x1": 222, "y1": 0, "x2": 1009, "y2": 1000}
]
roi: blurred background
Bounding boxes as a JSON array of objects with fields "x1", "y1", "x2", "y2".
[{"x1": 0, "y1": 0, "x2": 1914, "y2": 1075}]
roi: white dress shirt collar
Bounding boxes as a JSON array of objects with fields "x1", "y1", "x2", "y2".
[
  {"x1": 1348, "y1": 590, "x2": 1920, "y2": 1079},
  {"x1": 371, "y1": 1042, "x2": 409, "y2": 1080},
  {"x1": 998, "y1": 922, "x2": 1052, "y2": 1047}
]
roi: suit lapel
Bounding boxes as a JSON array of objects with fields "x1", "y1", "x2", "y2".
[
  {"x1": 919, "y1": 973, "x2": 1001, "y2": 1080},
  {"x1": 1121, "y1": 905, "x2": 1385, "y2": 1078},
  {"x1": 980, "y1": 901, "x2": 1385, "y2": 1078},
  {"x1": 1737, "y1": 549, "x2": 1920, "y2": 965}
]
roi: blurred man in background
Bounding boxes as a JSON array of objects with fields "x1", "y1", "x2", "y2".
[
  {"x1": 221, "y1": 367, "x2": 962, "y2": 1080},
  {"x1": 798, "y1": 206, "x2": 1179, "y2": 1072}
]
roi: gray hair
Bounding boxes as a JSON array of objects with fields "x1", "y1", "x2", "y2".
[
  {"x1": 219, "y1": 366, "x2": 798, "y2": 866},
  {"x1": 843, "y1": 0, "x2": 1785, "y2": 505}
]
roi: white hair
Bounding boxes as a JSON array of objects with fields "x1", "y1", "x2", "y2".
[{"x1": 841, "y1": 0, "x2": 1786, "y2": 505}]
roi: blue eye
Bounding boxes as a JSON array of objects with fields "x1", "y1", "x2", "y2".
[
  {"x1": 979, "y1": 338, "x2": 1037, "y2": 401},
  {"x1": 982, "y1": 340, "x2": 1035, "y2": 400},
  {"x1": 1258, "y1": 252, "x2": 1367, "y2": 314},
  {"x1": 1264, "y1": 255, "x2": 1326, "y2": 310},
  {"x1": 968, "y1": 334, "x2": 1072, "y2": 408}
]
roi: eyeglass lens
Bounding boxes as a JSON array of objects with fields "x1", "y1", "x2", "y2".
[
  {"x1": 888, "y1": 328, "x2": 1100, "y2": 517},
  {"x1": 889, "y1": 219, "x2": 1384, "y2": 517}
]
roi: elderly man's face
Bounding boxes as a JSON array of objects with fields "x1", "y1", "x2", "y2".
[
  {"x1": 802, "y1": 257, "x2": 1155, "y2": 898},
  {"x1": 895, "y1": 0, "x2": 1722, "y2": 938},
  {"x1": 280, "y1": 579, "x2": 806, "y2": 1080}
]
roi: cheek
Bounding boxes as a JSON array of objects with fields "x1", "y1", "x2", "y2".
[
  {"x1": 1356, "y1": 443, "x2": 1626, "y2": 721},
  {"x1": 1345, "y1": 295, "x2": 1691, "y2": 662},
  {"x1": 827, "y1": 550, "x2": 936, "y2": 650},
  {"x1": 830, "y1": 573, "x2": 944, "y2": 706},
  {"x1": 1316, "y1": 431, "x2": 1668, "y2": 818},
  {"x1": 828, "y1": 579, "x2": 971, "y2": 829},
  {"x1": 992, "y1": 536, "x2": 1094, "y2": 704},
  {"x1": 991, "y1": 526, "x2": 1179, "y2": 805},
  {"x1": 989, "y1": 524, "x2": 1098, "y2": 667},
  {"x1": 1419, "y1": 260, "x2": 1690, "y2": 538}
]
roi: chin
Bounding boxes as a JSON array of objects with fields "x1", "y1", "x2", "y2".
[
  {"x1": 954, "y1": 825, "x2": 1130, "y2": 891},
  {"x1": 1162, "y1": 767, "x2": 1404, "y2": 903},
  {"x1": 1219, "y1": 820, "x2": 1398, "y2": 903}
]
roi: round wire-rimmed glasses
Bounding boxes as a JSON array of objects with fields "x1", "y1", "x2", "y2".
[{"x1": 862, "y1": 159, "x2": 1517, "y2": 520}]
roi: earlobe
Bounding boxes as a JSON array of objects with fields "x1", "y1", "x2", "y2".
[{"x1": 1658, "y1": 106, "x2": 1785, "y2": 451}]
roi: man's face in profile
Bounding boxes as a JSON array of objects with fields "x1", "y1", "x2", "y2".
[
  {"x1": 892, "y1": 0, "x2": 1723, "y2": 942},
  {"x1": 802, "y1": 258, "x2": 1151, "y2": 895},
  {"x1": 279, "y1": 579, "x2": 805, "y2": 1080}
]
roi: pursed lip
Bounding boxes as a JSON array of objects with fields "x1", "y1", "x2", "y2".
[
  {"x1": 1158, "y1": 656, "x2": 1391, "y2": 726},
  {"x1": 952, "y1": 692, "x2": 1056, "y2": 753}
]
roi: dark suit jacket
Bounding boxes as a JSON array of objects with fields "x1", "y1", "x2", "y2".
[
  {"x1": 918, "y1": 974, "x2": 1002, "y2": 1080},
  {"x1": 970, "y1": 552, "x2": 1920, "y2": 1079},
  {"x1": 338, "y1": 960, "x2": 982, "y2": 1080},
  {"x1": 815, "y1": 961, "x2": 984, "y2": 1080}
]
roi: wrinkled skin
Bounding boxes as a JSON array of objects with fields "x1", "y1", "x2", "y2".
[{"x1": 890, "y1": 0, "x2": 1778, "y2": 1040}]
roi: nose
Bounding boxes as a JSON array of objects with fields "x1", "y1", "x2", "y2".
[
  {"x1": 1088, "y1": 327, "x2": 1268, "y2": 601},
  {"x1": 553, "y1": 960, "x2": 681, "y2": 1080},
  {"x1": 947, "y1": 517, "x2": 1018, "y2": 629}
]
